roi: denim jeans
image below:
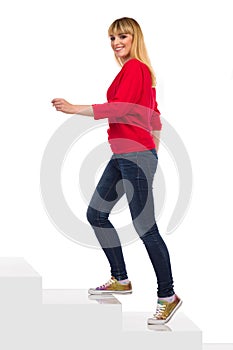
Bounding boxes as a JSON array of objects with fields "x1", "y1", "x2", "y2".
[{"x1": 86, "y1": 148, "x2": 175, "y2": 297}]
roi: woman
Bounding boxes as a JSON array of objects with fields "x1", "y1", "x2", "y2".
[{"x1": 51, "y1": 17, "x2": 182, "y2": 325}]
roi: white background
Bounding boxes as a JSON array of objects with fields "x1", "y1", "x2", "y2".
[{"x1": 0, "y1": 0, "x2": 233, "y2": 344}]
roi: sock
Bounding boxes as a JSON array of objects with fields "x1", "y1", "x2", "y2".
[
  {"x1": 118, "y1": 278, "x2": 129, "y2": 285},
  {"x1": 158, "y1": 294, "x2": 176, "y2": 303}
]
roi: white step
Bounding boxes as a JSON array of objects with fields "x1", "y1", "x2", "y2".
[
  {"x1": 0, "y1": 257, "x2": 205, "y2": 350},
  {"x1": 122, "y1": 311, "x2": 202, "y2": 350},
  {"x1": 0, "y1": 257, "x2": 42, "y2": 307},
  {"x1": 0, "y1": 257, "x2": 42, "y2": 350},
  {"x1": 40, "y1": 289, "x2": 122, "y2": 349},
  {"x1": 203, "y1": 345, "x2": 233, "y2": 350}
]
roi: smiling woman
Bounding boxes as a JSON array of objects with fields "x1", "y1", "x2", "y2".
[
  {"x1": 109, "y1": 33, "x2": 133, "y2": 63},
  {"x1": 51, "y1": 16, "x2": 182, "y2": 326},
  {"x1": 108, "y1": 17, "x2": 157, "y2": 86}
]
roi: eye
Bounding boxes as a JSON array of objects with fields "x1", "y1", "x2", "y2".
[
  {"x1": 120, "y1": 35, "x2": 127, "y2": 39},
  {"x1": 110, "y1": 36, "x2": 115, "y2": 41}
]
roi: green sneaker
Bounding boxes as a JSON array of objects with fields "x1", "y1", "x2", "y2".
[{"x1": 88, "y1": 276, "x2": 132, "y2": 295}]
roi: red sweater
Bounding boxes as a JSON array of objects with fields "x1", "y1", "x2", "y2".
[{"x1": 92, "y1": 58, "x2": 162, "y2": 154}]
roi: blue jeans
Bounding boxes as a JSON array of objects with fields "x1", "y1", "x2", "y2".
[{"x1": 86, "y1": 148, "x2": 174, "y2": 297}]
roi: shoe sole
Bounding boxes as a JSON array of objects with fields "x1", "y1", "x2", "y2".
[
  {"x1": 88, "y1": 289, "x2": 133, "y2": 295},
  {"x1": 147, "y1": 299, "x2": 183, "y2": 325},
  {"x1": 88, "y1": 294, "x2": 118, "y2": 300}
]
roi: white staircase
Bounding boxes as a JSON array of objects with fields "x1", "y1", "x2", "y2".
[{"x1": 0, "y1": 257, "x2": 204, "y2": 350}]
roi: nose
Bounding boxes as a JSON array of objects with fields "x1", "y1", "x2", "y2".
[{"x1": 113, "y1": 36, "x2": 120, "y2": 45}]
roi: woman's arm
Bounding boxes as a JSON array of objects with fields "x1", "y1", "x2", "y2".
[
  {"x1": 51, "y1": 98, "x2": 94, "y2": 117},
  {"x1": 151, "y1": 130, "x2": 161, "y2": 152}
]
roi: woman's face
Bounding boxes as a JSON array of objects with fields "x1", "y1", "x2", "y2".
[{"x1": 110, "y1": 33, "x2": 133, "y2": 63}]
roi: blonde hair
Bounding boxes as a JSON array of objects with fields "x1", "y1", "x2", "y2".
[{"x1": 108, "y1": 17, "x2": 157, "y2": 86}]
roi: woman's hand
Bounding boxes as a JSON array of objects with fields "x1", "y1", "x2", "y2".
[{"x1": 51, "y1": 98, "x2": 77, "y2": 114}]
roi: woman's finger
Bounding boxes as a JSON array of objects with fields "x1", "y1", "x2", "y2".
[{"x1": 51, "y1": 98, "x2": 62, "y2": 103}]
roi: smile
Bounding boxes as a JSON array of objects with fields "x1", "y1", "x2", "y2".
[{"x1": 115, "y1": 46, "x2": 124, "y2": 52}]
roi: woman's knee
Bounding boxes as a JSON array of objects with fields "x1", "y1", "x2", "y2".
[
  {"x1": 86, "y1": 206, "x2": 108, "y2": 226},
  {"x1": 86, "y1": 206, "x2": 97, "y2": 225}
]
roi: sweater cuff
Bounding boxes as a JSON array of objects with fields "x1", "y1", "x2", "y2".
[
  {"x1": 92, "y1": 103, "x2": 108, "y2": 120},
  {"x1": 151, "y1": 112, "x2": 162, "y2": 130}
]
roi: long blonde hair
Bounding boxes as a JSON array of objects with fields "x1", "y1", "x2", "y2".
[{"x1": 108, "y1": 17, "x2": 157, "y2": 86}]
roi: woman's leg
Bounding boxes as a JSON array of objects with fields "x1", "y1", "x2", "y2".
[
  {"x1": 86, "y1": 155, "x2": 128, "y2": 280},
  {"x1": 117, "y1": 149, "x2": 175, "y2": 297}
]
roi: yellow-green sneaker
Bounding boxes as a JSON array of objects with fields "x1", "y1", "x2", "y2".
[
  {"x1": 88, "y1": 276, "x2": 132, "y2": 295},
  {"x1": 147, "y1": 294, "x2": 182, "y2": 325}
]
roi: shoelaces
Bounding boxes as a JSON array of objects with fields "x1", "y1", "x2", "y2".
[
  {"x1": 154, "y1": 302, "x2": 166, "y2": 318},
  {"x1": 98, "y1": 277, "x2": 115, "y2": 289}
]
